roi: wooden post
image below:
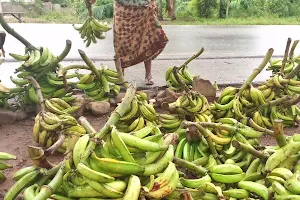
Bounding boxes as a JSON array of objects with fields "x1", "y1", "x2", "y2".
[
  {"x1": 157, "y1": 0, "x2": 163, "y2": 20},
  {"x1": 226, "y1": 0, "x2": 230, "y2": 17},
  {"x1": 171, "y1": 0, "x2": 176, "y2": 20}
]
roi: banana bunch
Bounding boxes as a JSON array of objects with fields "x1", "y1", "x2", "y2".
[
  {"x1": 77, "y1": 66, "x2": 121, "y2": 101},
  {"x1": 73, "y1": 17, "x2": 112, "y2": 47},
  {"x1": 158, "y1": 114, "x2": 184, "y2": 133},
  {"x1": 10, "y1": 47, "x2": 55, "y2": 75},
  {"x1": 175, "y1": 137, "x2": 210, "y2": 162},
  {"x1": 115, "y1": 93, "x2": 158, "y2": 132},
  {"x1": 166, "y1": 66, "x2": 194, "y2": 91},
  {"x1": 267, "y1": 59, "x2": 298, "y2": 75},
  {"x1": 168, "y1": 91, "x2": 210, "y2": 116},
  {"x1": 32, "y1": 98, "x2": 84, "y2": 152},
  {"x1": 0, "y1": 152, "x2": 16, "y2": 182},
  {"x1": 0, "y1": 82, "x2": 10, "y2": 108}
]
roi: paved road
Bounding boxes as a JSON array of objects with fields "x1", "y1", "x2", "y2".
[
  {"x1": 1, "y1": 24, "x2": 300, "y2": 88},
  {"x1": 3, "y1": 24, "x2": 300, "y2": 60}
]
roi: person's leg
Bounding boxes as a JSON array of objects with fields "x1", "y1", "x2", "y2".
[{"x1": 144, "y1": 59, "x2": 154, "y2": 85}]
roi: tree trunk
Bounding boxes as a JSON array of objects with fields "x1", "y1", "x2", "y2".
[
  {"x1": 226, "y1": 0, "x2": 230, "y2": 17},
  {"x1": 171, "y1": 0, "x2": 176, "y2": 20},
  {"x1": 157, "y1": 0, "x2": 163, "y2": 20}
]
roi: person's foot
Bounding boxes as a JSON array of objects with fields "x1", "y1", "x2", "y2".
[{"x1": 145, "y1": 76, "x2": 154, "y2": 85}]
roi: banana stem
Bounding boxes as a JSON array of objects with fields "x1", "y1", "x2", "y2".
[
  {"x1": 237, "y1": 48, "x2": 274, "y2": 96},
  {"x1": 45, "y1": 134, "x2": 65, "y2": 156},
  {"x1": 273, "y1": 119, "x2": 288, "y2": 147},
  {"x1": 232, "y1": 140, "x2": 269, "y2": 160},
  {"x1": 58, "y1": 65, "x2": 90, "y2": 77},
  {"x1": 36, "y1": 40, "x2": 72, "y2": 80},
  {"x1": 173, "y1": 66, "x2": 190, "y2": 92},
  {"x1": 37, "y1": 163, "x2": 62, "y2": 186},
  {"x1": 79, "y1": 84, "x2": 136, "y2": 164},
  {"x1": 114, "y1": 57, "x2": 129, "y2": 88},
  {"x1": 178, "y1": 48, "x2": 204, "y2": 70},
  {"x1": 79, "y1": 116, "x2": 96, "y2": 135},
  {"x1": 0, "y1": 15, "x2": 36, "y2": 50},
  {"x1": 280, "y1": 38, "x2": 292, "y2": 74},
  {"x1": 289, "y1": 40, "x2": 299, "y2": 61},
  {"x1": 78, "y1": 49, "x2": 103, "y2": 84},
  {"x1": 246, "y1": 95, "x2": 291, "y2": 115},
  {"x1": 85, "y1": 0, "x2": 93, "y2": 17},
  {"x1": 285, "y1": 62, "x2": 300, "y2": 79},
  {"x1": 26, "y1": 76, "x2": 45, "y2": 111},
  {"x1": 248, "y1": 118, "x2": 274, "y2": 136},
  {"x1": 33, "y1": 166, "x2": 64, "y2": 200},
  {"x1": 284, "y1": 94, "x2": 300, "y2": 106},
  {"x1": 173, "y1": 157, "x2": 207, "y2": 177},
  {"x1": 28, "y1": 146, "x2": 54, "y2": 169}
]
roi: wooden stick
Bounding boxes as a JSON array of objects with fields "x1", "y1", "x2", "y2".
[
  {"x1": 273, "y1": 119, "x2": 288, "y2": 147},
  {"x1": 178, "y1": 48, "x2": 204, "y2": 70},
  {"x1": 0, "y1": 14, "x2": 36, "y2": 50},
  {"x1": 238, "y1": 48, "x2": 274, "y2": 96},
  {"x1": 280, "y1": 38, "x2": 292, "y2": 74}
]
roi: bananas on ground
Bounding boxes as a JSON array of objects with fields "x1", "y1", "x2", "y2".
[
  {"x1": 78, "y1": 66, "x2": 121, "y2": 101},
  {"x1": 166, "y1": 66, "x2": 194, "y2": 91},
  {"x1": 33, "y1": 98, "x2": 84, "y2": 152},
  {"x1": 0, "y1": 152, "x2": 16, "y2": 182},
  {"x1": 73, "y1": 17, "x2": 112, "y2": 47}
]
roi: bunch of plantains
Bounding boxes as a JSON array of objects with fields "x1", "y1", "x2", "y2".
[
  {"x1": 0, "y1": 152, "x2": 16, "y2": 182},
  {"x1": 76, "y1": 66, "x2": 121, "y2": 102},
  {"x1": 73, "y1": 17, "x2": 111, "y2": 47},
  {"x1": 115, "y1": 92, "x2": 159, "y2": 132},
  {"x1": 32, "y1": 97, "x2": 86, "y2": 153},
  {"x1": 211, "y1": 47, "x2": 300, "y2": 128}
]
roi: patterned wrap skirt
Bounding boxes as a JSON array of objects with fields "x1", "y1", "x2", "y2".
[{"x1": 113, "y1": 1, "x2": 169, "y2": 68}]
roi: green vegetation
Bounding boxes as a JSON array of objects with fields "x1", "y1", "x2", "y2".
[{"x1": 9, "y1": 0, "x2": 300, "y2": 24}]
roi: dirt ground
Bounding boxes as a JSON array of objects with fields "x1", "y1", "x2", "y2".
[
  {"x1": 0, "y1": 111, "x2": 299, "y2": 193},
  {"x1": 0, "y1": 113, "x2": 108, "y2": 193}
]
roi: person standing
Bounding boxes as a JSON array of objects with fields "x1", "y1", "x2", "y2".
[{"x1": 113, "y1": 0, "x2": 169, "y2": 85}]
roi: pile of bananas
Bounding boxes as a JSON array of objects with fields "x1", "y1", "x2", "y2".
[
  {"x1": 6, "y1": 86, "x2": 300, "y2": 200},
  {"x1": 0, "y1": 152, "x2": 16, "y2": 182},
  {"x1": 73, "y1": 17, "x2": 111, "y2": 47},
  {"x1": 32, "y1": 98, "x2": 85, "y2": 152},
  {"x1": 210, "y1": 84, "x2": 300, "y2": 128},
  {"x1": 115, "y1": 93, "x2": 158, "y2": 132},
  {"x1": 166, "y1": 66, "x2": 194, "y2": 91},
  {"x1": 78, "y1": 66, "x2": 121, "y2": 101}
]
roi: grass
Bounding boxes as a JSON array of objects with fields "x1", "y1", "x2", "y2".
[{"x1": 5, "y1": 10, "x2": 300, "y2": 25}]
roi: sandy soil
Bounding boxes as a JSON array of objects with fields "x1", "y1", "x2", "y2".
[{"x1": 0, "y1": 114, "x2": 108, "y2": 193}]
